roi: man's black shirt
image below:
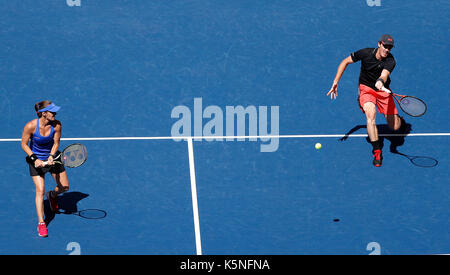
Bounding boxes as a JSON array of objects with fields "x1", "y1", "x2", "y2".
[{"x1": 351, "y1": 48, "x2": 396, "y2": 90}]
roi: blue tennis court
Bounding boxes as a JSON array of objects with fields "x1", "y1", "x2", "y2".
[{"x1": 0, "y1": 0, "x2": 449, "y2": 255}]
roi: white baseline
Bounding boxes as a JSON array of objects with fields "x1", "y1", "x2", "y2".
[{"x1": 1, "y1": 132, "x2": 449, "y2": 142}]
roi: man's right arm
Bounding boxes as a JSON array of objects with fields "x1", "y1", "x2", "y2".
[
  {"x1": 327, "y1": 56, "x2": 355, "y2": 99},
  {"x1": 333, "y1": 55, "x2": 354, "y2": 84}
]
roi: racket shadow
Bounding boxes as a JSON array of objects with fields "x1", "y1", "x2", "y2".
[{"x1": 390, "y1": 149, "x2": 438, "y2": 168}]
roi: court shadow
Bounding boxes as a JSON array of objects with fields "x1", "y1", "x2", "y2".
[
  {"x1": 44, "y1": 191, "x2": 89, "y2": 225},
  {"x1": 339, "y1": 122, "x2": 412, "y2": 150},
  {"x1": 58, "y1": 191, "x2": 90, "y2": 214},
  {"x1": 339, "y1": 122, "x2": 438, "y2": 168}
]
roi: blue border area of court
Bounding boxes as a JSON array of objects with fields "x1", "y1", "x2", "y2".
[{"x1": 0, "y1": 0, "x2": 448, "y2": 255}]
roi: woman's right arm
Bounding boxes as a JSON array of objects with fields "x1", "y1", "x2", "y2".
[
  {"x1": 21, "y1": 121, "x2": 44, "y2": 167},
  {"x1": 21, "y1": 122, "x2": 34, "y2": 156}
]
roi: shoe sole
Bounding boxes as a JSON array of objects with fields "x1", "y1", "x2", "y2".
[
  {"x1": 373, "y1": 161, "x2": 382, "y2": 167},
  {"x1": 37, "y1": 229, "x2": 48, "y2": 238}
]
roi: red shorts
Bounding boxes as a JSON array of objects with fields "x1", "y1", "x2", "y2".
[{"x1": 358, "y1": 84, "x2": 398, "y2": 115}]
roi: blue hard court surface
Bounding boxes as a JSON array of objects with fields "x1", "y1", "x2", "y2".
[{"x1": 0, "y1": 0, "x2": 448, "y2": 254}]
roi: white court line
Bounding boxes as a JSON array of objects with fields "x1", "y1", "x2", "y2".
[
  {"x1": 187, "y1": 137, "x2": 202, "y2": 255},
  {"x1": 1, "y1": 133, "x2": 449, "y2": 142}
]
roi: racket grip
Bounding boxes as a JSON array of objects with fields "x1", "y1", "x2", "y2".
[{"x1": 381, "y1": 87, "x2": 391, "y2": 94}]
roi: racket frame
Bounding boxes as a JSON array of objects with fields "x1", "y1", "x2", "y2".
[
  {"x1": 381, "y1": 87, "x2": 427, "y2": 117},
  {"x1": 43, "y1": 143, "x2": 87, "y2": 168}
]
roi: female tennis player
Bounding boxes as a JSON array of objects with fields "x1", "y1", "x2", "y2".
[
  {"x1": 21, "y1": 100, "x2": 69, "y2": 237},
  {"x1": 326, "y1": 34, "x2": 406, "y2": 167}
]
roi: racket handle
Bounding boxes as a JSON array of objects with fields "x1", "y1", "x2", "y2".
[{"x1": 381, "y1": 87, "x2": 391, "y2": 94}]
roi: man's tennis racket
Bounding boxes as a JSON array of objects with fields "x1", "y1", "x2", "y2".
[
  {"x1": 381, "y1": 87, "x2": 427, "y2": 117},
  {"x1": 43, "y1": 143, "x2": 87, "y2": 168}
]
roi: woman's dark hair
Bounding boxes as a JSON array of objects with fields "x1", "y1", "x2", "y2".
[{"x1": 34, "y1": 100, "x2": 52, "y2": 118}]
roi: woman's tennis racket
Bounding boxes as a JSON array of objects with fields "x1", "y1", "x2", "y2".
[
  {"x1": 381, "y1": 87, "x2": 427, "y2": 117},
  {"x1": 43, "y1": 143, "x2": 87, "y2": 168}
]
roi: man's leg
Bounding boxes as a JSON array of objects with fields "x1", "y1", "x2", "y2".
[
  {"x1": 386, "y1": 114, "x2": 405, "y2": 131},
  {"x1": 363, "y1": 102, "x2": 383, "y2": 167},
  {"x1": 383, "y1": 90, "x2": 405, "y2": 132},
  {"x1": 363, "y1": 102, "x2": 378, "y2": 142}
]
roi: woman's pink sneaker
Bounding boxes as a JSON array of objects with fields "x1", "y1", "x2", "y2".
[{"x1": 38, "y1": 222, "x2": 48, "y2": 238}]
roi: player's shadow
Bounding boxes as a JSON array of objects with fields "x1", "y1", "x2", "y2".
[
  {"x1": 44, "y1": 191, "x2": 89, "y2": 225},
  {"x1": 340, "y1": 122, "x2": 438, "y2": 168}
]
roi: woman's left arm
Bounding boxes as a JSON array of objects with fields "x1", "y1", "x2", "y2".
[{"x1": 48, "y1": 122, "x2": 62, "y2": 164}]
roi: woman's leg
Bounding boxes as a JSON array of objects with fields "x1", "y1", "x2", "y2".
[
  {"x1": 32, "y1": 175, "x2": 46, "y2": 224},
  {"x1": 51, "y1": 171, "x2": 70, "y2": 195}
]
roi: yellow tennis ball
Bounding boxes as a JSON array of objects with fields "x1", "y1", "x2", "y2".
[{"x1": 315, "y1": 143, "x2": 322, "y2": 149}]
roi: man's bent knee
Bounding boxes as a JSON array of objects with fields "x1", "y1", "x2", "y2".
[{"x1": 386, "y1": 115, "x2": 401, "y2": 130}]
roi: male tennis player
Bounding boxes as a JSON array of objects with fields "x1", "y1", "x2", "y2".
[
  {"x1": 327, "y1": 34, "x2": 405, "y2": 167},
  {"x1": 21, "y1": 101, "x2": 69, "y2": 237}
]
